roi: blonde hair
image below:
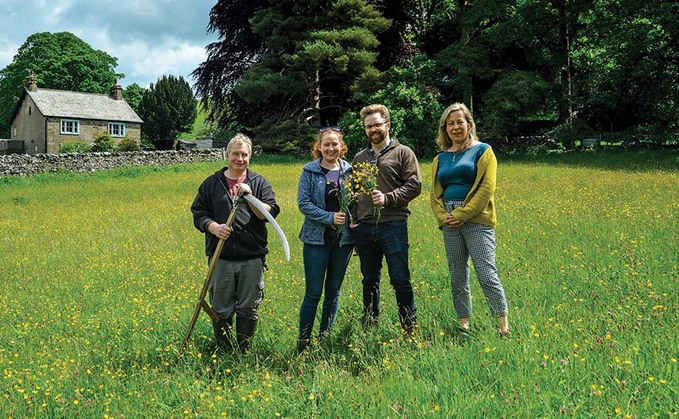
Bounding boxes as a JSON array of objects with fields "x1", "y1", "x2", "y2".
[
  {"x1": 311, "y1": 129, "x2": 348, "y2": 159},
  {"x1": 360, "y1": 104, "x2": 390, "y2": 122},
  {"x1": 226, "y1": 133, "x2": 253, "y2": 155},
  {"x1": 435, "y1": 103, "x2": 478, "y2": 151}
]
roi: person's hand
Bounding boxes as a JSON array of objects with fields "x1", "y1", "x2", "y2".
[
  {"x1": 371, "y1": 189, "x2": 385, "y2": 206},
  {"x1": 235, "y1": 183, "x2": 252, "y2": 195},
  {"x1": 208, "y1": 222, "x2": 232, "y2": 240},
  {"x1": 444, "y1": 214, "x2": 464, "y2": 229},
  {"x1": 333, "y1": 212, "x2": 346, "y2": 226}
]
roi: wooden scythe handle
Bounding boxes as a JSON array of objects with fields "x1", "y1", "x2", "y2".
[{"x1": 180, "y1": 197, "x2": 240, "y2": 353}]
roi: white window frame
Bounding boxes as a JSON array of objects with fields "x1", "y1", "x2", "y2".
[
  {"x1": 60, "y1": 119, "x2": 80, "y2": 135},
  {"x1": 108, "y1": 122, "x2": 126, "y2": 138}
]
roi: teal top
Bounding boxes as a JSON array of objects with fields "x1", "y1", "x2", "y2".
[{"x1": 437, "y1": 143, "x2": 489, "y2": 201}]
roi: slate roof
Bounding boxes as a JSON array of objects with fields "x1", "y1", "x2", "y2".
[{"x1": 25, "y1": 88, "x2": 143, "y2": 123}]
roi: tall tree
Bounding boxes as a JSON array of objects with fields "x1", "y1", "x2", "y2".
[
  {"x1": 191, "y1": 0, "x2": 267, "y2": 133},
  {"x1": 423, "y1": 0, "x2": 516, "y2": 109},
  {"x1": 193, "y1": 0, "x2": 389, "y2": 151},
  {"x1": 339, "y1": 55, "x2": 443, "y2": 157},
  {"x1": 516, "y1": 0, "x2": 595, "y2": 125},
  {"x1": 0, "y1": 32, "x2": 120, "y2": 137},
  {"x1": 369, "y1": 0, "x2": 421, "y2": 68},
  {"x1": 137, "y1": 75, "x2": 197, "y2": 144},
  {"x1": 575, "y1": 0, "x2": 679, "y2": 134},
  {"x1": 122, "y1": 83, "x2": 147, "y2": 115}
]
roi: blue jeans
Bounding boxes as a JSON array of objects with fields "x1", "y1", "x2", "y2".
[
  {"x1": 298, "y1": 238, "x2": 353, "y2": 340},
  {"x1": 350, "y1": 220, "x2": 417, "y2": 326}
]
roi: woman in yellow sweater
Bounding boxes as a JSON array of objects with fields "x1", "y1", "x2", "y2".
[{"x1": 430, "y1": 103, "x2": 510, "y2": 337}]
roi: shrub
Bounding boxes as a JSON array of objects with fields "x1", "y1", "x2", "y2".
[
  {"x1": 91, "y1": 132, "x2": 115, "y2": 152},
  {"x1": 547, "y1": 119, "x2": 595, "y2": 150},
  {"x1": 115, "y1": 136, "x2": 141, "y2": 152},
  {"x1": 140, "y1": 136, "x2": 156, "y2": 151},
  {"x1": 58, "y1": 141, "x2": 91, "y2": 154}
]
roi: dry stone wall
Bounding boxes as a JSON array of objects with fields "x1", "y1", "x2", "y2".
[{"x1": 0, "y1": 149, "x2": 226, "y2": 176}]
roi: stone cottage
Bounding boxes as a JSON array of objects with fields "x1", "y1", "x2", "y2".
[{"x1": 9, "y1": 72, "x2": 143, "y2": 154}]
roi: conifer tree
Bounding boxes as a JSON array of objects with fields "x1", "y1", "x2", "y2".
[
  {"x1": 138, "y1": 75, "x2": 197, "y2": 144},
  {"x1": 194, "y1": 0, "x2": 389, "y2": 151}
]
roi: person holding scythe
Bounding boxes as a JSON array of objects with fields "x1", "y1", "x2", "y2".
[{"x1": 191, "y1": 133, "x2": 281, "y2": 352}]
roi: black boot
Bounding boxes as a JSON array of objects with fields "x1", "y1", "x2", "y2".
[
  {"x1": 399, "y1": 306, "x2": 418, "y2": 336},
  {"x1": 236, "y1": 316, "x2": 258, "y2": 353},
  {"x1": 213, "y1": 318, "x2": 233, "y2": 351},
  {"x1": 296, "y1": 338, "x2": 311, "y2": 354}
]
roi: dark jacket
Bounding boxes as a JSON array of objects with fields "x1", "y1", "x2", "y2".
[
  {"x1": 191, "y1": 167, "x2": 280, "y2": 261},
  {"x1": 351, "y1": 138, "x2": 422, "y2": 223}
]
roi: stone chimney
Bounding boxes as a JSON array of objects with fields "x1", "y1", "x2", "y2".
[
  {"x1": 26, "y1": 70, "x2": 37, "y2": 92},
  {"x1": 109, "y1": 78, "x2": 123, "y2": 100}
]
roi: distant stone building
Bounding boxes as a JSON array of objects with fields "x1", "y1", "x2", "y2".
[{"x1": 9, "y1": 71, "x2": 143, "y2": 154}]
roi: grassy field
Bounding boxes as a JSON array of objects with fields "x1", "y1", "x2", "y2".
[{"x1": 0, "y1": 150, "x2": 677, "y2": 417}]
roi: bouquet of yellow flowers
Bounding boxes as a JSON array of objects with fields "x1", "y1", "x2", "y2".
[{"x1": 347, "y1": 161, "x2": 382, "y2": 221}]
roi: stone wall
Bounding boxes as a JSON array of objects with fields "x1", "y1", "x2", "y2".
[{"x1": 0, "y1": 149, "x2": 226, "y2": 176}]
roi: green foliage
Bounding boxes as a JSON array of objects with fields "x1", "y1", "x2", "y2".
[
  {"x1": 122, "y1": 83, "x2": 146, "y2": 114},
  {"x1": 193, "y1": 0, "x2": 679, "y2": 152},
  {"x1": 193, "y1": 98, "x2": 244, "y2": 143},
  {"x1": 139, "y1": 136, "x2": 156, "y2": 151},
  {"x1": 0, "y1": 31, "x2": 121, "y2": 137},
  {"x1": 198, "y1": 0, "x2": 389, "y2": 151},
  {"x1": 90, "y1": 132, "x2": 115, "y2": 152},
  {"x1": 480, "y1": 71, "x2": 552, "y2": 138},
  {"x1": 547, "y1": 119, "x2": 596, "y2": 149},
  {"x1": 340, "y1": 55, "x2": 443, "y2": 157},
  {"x1": 574, "y1": 1, "x2": 679, "y2": 132},
  {"x1": 58, "y1": 141, "x2": 91, "y2": 154},
  {"x1": 179, "y1": 101, "x2": 211, "y2": 141},
  {"x1": 252, "y1": 118, "x2": 316, "y2": 153},
  {"x1": 115, "y1": 136, "x2": 141, "y2": 152},
  {"x1": 137, "y1": 75, "x2": 197, "y2": 145},
  {"x1": 196, "y1": 119, "x2": 241, "y2": 142}
]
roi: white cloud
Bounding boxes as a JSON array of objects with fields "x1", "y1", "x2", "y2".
[
  {"x1": 46, "y1": 0, "x2": 75, "y2": 25},
  {"x1": 0, "y1": 39, "x2": 18, "y2": 66},
  {"x1": 0, "y1": 0, "x2": 217, "y2": 88},
  {"x1": 115, "y1": 40, "x2": 208, "y2": 88}
]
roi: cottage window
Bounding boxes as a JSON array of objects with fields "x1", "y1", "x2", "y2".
[
  {"x1": 108, "y1": 122, "x2": 125, "y2": 137},
  {"x1": 60, "y1": 119, "x2": 80, "y2": 135}
]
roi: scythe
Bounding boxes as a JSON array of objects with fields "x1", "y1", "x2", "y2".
[{"x1": 180, "y1": 193, "x2": 290, "y2": 353}]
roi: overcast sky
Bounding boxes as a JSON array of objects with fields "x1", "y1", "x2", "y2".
[{"x1": 0, "y1": 0, "x2": 219, "y2": 89}]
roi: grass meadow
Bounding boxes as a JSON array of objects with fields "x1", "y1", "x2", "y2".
[{"x1": 0, "y1": 150, "x2": 677, "y2": 418}]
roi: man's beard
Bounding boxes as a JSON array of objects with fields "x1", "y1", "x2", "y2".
[{"x1": 369, "y1": 131, "x2": 387, "y2": 144}]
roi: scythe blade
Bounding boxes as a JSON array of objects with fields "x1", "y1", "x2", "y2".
[{"x1": 241, "y1": 193, "x2": 290, "y2": 262}]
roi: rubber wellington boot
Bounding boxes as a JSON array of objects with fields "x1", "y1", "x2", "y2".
[
  {"x1": 236, "y1": 317, "x2": 258, "y2": 353},
  {"x1": 213, "y1": 318, "x2": 233, "y2": 351}
]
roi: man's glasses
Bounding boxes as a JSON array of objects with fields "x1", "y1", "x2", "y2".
[
  {"x1": 364, "y1": 121, "x2": 387, "y2": 130},
  {"x1": 319, "y1": 126, "x2": 341, "y2": 133}
]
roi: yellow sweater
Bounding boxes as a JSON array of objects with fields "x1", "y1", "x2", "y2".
[{"x1": 430, "y1": 145, "x2": 497, "y2": 228}]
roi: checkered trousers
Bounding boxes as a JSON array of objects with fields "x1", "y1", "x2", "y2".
[{"x1": 442, "y1": 201, "x2": 508, "y2": 319}]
